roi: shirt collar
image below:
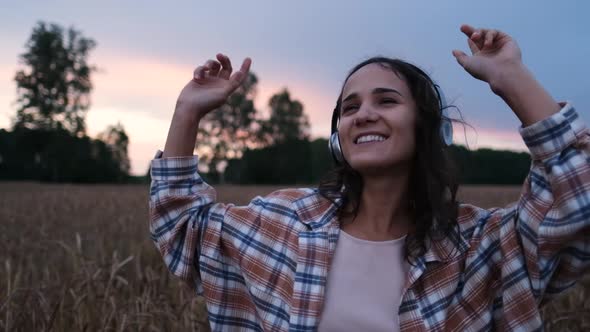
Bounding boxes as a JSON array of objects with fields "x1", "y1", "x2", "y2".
[
  {"x1": 293, "y1": 190, "x2": 469, "y2": 262},
  {"x1": 293, "y1": 189, "x2": 342, "y2": 230},
  {"x1": 421, "y1": 225, "x2": 470, "y2": 263}
]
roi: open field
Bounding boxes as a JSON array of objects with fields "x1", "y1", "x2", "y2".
[{"x1": 1, "y1": 182, "x2": 588, "y2": 331}]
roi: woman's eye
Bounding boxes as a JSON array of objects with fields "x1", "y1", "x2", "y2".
[
  {"x1": 343, "y1": 105, "x2": 358, "y2": 113},
  {"x1": 381, "y1": 98, "x2": 397, "y2": 104}
]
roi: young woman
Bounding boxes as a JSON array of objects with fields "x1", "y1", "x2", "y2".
[{"x1": 149, "y1": 24, "x2": 589, "y2": 331}]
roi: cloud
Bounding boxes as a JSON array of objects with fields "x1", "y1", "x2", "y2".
[{"x1": 91, "y1": 50, "x2": 191, "y2": 120}]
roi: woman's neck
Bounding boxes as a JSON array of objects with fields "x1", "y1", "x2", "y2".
[{"x1": 342, "y1": 166, "x2": 413, "y2": 241}]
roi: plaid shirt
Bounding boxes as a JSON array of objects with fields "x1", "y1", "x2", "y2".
[{"x1": 149, "y1": 102, "x2": 590, "y2": 331}]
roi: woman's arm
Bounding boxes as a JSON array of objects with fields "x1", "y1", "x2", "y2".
[
  {"x1": 453, "y1": 25, "x2": 590, "y2": 304},
  {"x1": 151, "y1": 54, "x2": 254, "y2": 288},
  {"x1": 489, "y1": 63, "x2": 560, "y2": 128},
  {"x1": 151, "y1": 55, "x2": 306, "y2": 306}
]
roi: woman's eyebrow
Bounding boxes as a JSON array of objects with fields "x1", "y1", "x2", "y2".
[
  {"x1": 342, "y1": 93, "x2": 358, "y2": 104},
  {"x1": 342, "y1": 87, "x2": 403, "y2": 103},
  {"x1": 373, "y1": 87, "x2": 403, "y2": 97}
]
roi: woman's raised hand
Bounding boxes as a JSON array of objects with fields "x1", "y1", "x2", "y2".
[
  {"x1": 452, "y1": 24, "x2": 523, "y2": 90},
  {"x1": 175, "y1": 54, "x2": 252, "y2": 121}
]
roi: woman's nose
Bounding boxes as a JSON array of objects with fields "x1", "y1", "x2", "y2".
[{"x1": 354, "y1": 104, "x2": 378, "y2": 126}]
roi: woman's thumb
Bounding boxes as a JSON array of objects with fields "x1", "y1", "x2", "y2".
[{"x1": 452, "y1": 50, "x2": 470, "y2": 69}]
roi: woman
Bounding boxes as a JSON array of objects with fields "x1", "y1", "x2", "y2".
[{"x1": 149, "y1": 24, "x2": 589, "y2": 331}]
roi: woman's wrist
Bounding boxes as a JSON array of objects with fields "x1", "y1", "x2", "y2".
[
  {"x1": 161, "y1": 110, "x2": 201, "y2": 158},
  {"x1": 487, "y1": 61, "x2": 528, "y2": 97},
  {"x1": 488, "y1": 62, "x2": 561, "y2": 127},
  {"x1": 174, "y1": 100, "x2": 205, "y2": 124}
]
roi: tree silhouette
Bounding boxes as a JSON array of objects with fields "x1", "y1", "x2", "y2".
[
  {"x1": 223, "y1": 89, "x2": 317, "y2": 184},
  {"x1": 257, "y1": 89, "x2": 310, "y2": 145},
  {"x1": 97, "y1": 122, "x2": 130, "y2": 177},
  {"x1": 0, "y1": 21, "x2": 133, "y2": 183},
  {"x1": 13, "y1": 21, "x2": 96, "y2": 137}
]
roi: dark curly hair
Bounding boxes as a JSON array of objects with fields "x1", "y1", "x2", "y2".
[{"x1": 318, "y1": 56, "x2": 462, "y2": 262}]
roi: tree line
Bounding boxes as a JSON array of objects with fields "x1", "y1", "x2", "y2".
[
  {"x1": 0, "y1": 22, "x2": 131, "y2": 183},
  {"x1": 1, "y1": 21, "x2": 531, "y2": 185},
  {"x1": 213, "y1": 139, "x2": 531, "y2": 185}
]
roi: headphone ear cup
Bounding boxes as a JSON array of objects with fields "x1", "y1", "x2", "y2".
[
  {"x1": 329, "y1": 132, "x2": 344, "y2": 164},
  {"x1": 440, "y1": 108, "x2": 453, "y2": 146},
  {"x1": 433, "y1": 84, "x2": 452, "y2": 146}
]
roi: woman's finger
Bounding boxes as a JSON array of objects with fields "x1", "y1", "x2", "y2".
[
  {"x1": 204, "y1": 59, "x2": 221, "y2": 77},
  {"x1": 460, "y1": 24, "x2": 476, "y2": 38},
  {"x1": 193, "y1": 66, "x2": 206, "y2": 80},
  {"x1": 462, "y1": 25, "x2": 482, "y2": 51},
  {"x1": 227, "y1": 57, "x2": 252, "y2": 93},
  {"x1": 484, "y1": 30, "x2": 497, "y2": 49},
  {"x1": 467, "y1": 38, "x2": 479, "y2": 54},
  {"x1": 471, "y1": 28, "x2": 487, "y2": 50},
  {"x1": 452, "y1": 49, "x2": 471, "y2": 71},
  {"x1": 217, "y1": 53, "x2": 233, "y2": 80}
]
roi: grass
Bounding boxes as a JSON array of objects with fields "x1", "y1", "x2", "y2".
[{"x1": 0, "y1": 182, "x2": 588, "y2": 331}]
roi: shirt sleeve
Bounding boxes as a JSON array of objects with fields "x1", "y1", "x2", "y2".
[
  {"x1": 148, "y1": 152, "x2": 263, "y2": 293},
  {"x1": 148, "y1": 152, "x2": 212, "y2": 293},
  {"x1": 512, "y1": 102, "x2": 590, "y2": 303},
  {"x1": 148, "y1": 151, "x2": 305, "y2": 296}
]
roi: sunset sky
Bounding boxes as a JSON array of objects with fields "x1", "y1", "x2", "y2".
[{"x1": 1, "y1": 1, "x2": 588, "y2": 175}]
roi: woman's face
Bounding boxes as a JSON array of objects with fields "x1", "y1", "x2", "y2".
[{"x1": 339, "y1": 63, "x2": 418, "y2": 174}]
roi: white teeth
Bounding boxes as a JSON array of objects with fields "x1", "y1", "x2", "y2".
[{"x1": 356, "y1": 135, "x2": 387, "y2": 144}]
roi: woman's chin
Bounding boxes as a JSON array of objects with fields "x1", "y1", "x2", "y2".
[
  {"x1": 349, "y1": 158, "x2": 393, "y2": 174},
  {"x1": 349, "y1": 156, "x2": 411, "y2": 176}
]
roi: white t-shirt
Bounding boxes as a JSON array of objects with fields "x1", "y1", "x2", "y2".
[{"x1": 317, "y1": 230, "x2": 409, "y2": 332}]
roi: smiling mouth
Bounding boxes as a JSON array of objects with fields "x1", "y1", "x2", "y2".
[{"x1": 355, "y1": 134, "x2": 389, "y2": 144}]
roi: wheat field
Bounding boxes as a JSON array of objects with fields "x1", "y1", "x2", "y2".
[{"x1": 0, "y1": 182, "x2": 588, "y2": 331}]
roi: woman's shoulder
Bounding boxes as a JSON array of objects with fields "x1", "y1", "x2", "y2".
[
  {"x1": 456, "y1": 202, "x2": 516, "y2": 235},
  {"x1": 253, "y1": 187, "x2": 337, "y2": 228},
  {"x1": 457, "y1": 202, "x2": 493, "y2": 219},
  {"x1": 263, "y1": 187, "x2": 319, "y2": 203},
  {"x1": 244, "y1": 187, "x2": 326, "y2": 214}
]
